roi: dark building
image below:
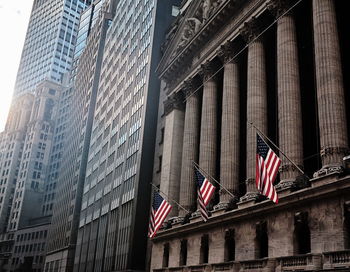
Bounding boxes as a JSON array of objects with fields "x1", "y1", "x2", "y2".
[
  {"x1": 72, "y1": 0, "x2": 180, "y2": 271},
  {"x1": 150, "y1": 0, "x2": 350, "y2": 271},
  {"x1": 44, "y1": 2, "x2": 113, "y2": 271}
]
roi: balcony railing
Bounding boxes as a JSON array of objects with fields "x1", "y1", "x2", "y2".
[
  {"x1": 212, "y1": 261, "x2": 236, "y2": 271},
  {"x1": 240, "y1": 258, "x2": 267, "y2": 270},
  {"x1": 276, "y1": 254, "x2": 322, "y2": 271},
  {"x1": 323, "y1": 250, "x2": 350, "y2": 270}
]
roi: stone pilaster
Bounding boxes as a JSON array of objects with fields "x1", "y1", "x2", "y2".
[
  {"x1": 239, "y1": 18, "x2": 268, "y2": 204},
  {"x1": 312, "y1": 0, "x2": 348, "y2": 177},
  {"x1": 160, "y1": 92, "x2": 185, "y2": 217},
  {"x1": 269, "y1": 0, "x2": 304, "y2": 189},
  {"x1": 198, "y1": 61, "x2": 218, "y2": 206},
  {"x1": 178, "y1": 79, "x2": 201, "y2": 218},
  {"x1": 216, "y1": 41, "x2": 241, "y2": 210}
]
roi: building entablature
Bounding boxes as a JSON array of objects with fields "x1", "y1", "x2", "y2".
[{"x1": 158, "y1": 0, "x2": 271, "y2": 94}]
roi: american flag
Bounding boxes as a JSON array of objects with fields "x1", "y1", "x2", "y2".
[
  {"x1": 195, "y1": 168, "x2": 215, "y2": 221},
  {"x1": 148, "y1": 191, "x2": 172, "y2": 238},
  {"x1": 256, "y1": 134, "x2": 281, "y2": 203}
]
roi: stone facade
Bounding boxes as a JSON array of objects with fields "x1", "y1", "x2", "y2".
[{"x1": 151, "y1": 0, "x2": 350, "y2": 271}]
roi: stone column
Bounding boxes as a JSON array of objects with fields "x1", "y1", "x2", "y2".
[
  {"x1": 198, "y1": 61, "x2": 218, "y2": 205},
  {"x1": 160, "y1": 92, "x2": 185, "y2": 217},
  {"x1": 178, "y1": 79, "x2": 201, "y2": 218},
  {"x1": 216, "y1": 41, "x2": 241, "y2": 210},
  {"x1": 239, "y1": 19, "x2": 268, "y2": 204},
  {"x1": 269, "y1": 0, "x2": 304, "y2": 189},
  {"x1": 313, "y1": 0, "x2": 348, "y2": 177}
]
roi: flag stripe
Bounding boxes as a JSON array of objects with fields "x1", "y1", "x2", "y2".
[
  {"x1": 148, "y1": 192, "x2": 172, "y2": 238},
  {"x1": 198, "y1": 188, "x2": 209, "y2": 221},
  {"x1": 195, "y1": 168, "x2": 215, "y2": 221},
  {"x1": 256, "y1": 134, "x2": 281, "y2": 204}
]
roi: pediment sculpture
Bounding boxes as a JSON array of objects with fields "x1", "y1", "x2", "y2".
[{"x1": 169, "y1": 0, "x2": 225, "y2": 60}]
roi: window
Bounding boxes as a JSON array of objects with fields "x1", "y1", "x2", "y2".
[
  {"x1": 346, "y1": 202, "x2": 350, "y2": 249},
  {"x1": 294, "y1": 212, "x2": 311, "y2": 254},
  {"x1": 256, "y1": 221, "x2": 268, "y2": 258},
  {"x1": 179, "y1": 239, "x2": 187, "y2": 266},
  {"x1": 224, "y1": 229, "x2": 235, "y2": 261},
  {"x1": 200, "y1": 234, "x2": 209, "y2": 264},
  {"x1": 162, "y1": 243, "x2": 169, "y2": 268},
  {"x1": 159, "y1": 127, "x2": 164, "y2": 145},
  {"x1": 156, "y1": 155, "x2": 162, "y2": 173}
]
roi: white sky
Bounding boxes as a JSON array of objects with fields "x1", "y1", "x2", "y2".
[{"x1": 0, "y1": 0, "x2": 33, "y2": 131}]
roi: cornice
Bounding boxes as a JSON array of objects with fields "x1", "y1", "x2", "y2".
[
  {"x1": 159, "y1": 0, "x2": 269, "y2": 96},
  {"x1": 158, "y1": 0, "x2": 238, "y2": 79}
]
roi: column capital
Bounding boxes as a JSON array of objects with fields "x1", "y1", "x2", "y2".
[
  {"x1": 218, "y1": 40, "x2": 241, "y2": 63},
  {"x1": 240, "y1": 17, "x2": 264, "y2": 43},
  {"x1": 279, "y1": 164, "x2": 304, "y2": 173},
  {"x1": 320, "y1": 147, "x2": 349, "y2": 159},
  {"x1": 164, "y1": 91, "x2": 185, "y2": 116},
  {"x1": 182, "y1": 78, "x2": 201, "y2": 98},
  {"x1": 267, "y1": 0, "x2": 293, "y2": 18},
  {"x1": 199, "y1": 61, "x2": 217, "y2": 81}
]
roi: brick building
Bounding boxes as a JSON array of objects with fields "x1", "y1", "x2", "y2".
[{"x1": 150, "y1": 0, "x2": 350, "y2": 271}]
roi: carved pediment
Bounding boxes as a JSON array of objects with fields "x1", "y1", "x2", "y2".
[{"x1": 157, "y1": 0, "x2": 227, "y2": 80}]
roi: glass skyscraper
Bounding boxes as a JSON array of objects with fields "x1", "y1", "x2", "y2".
[
  {"x1": 44, "y1": 1, "x2": 112, "y2": 271},
  {"x1": 0, "y1": 1, "x2": 92, "y2": 270},
  {"x1": 73, "y1": 0, "x2": 180, "y2": 270},
  {"x1": 13, "y1": 0, "x2": 91, "y2": 96}
]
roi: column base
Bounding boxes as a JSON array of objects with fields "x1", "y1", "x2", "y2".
[
  {"x1": 163, "y1": 218, "x2": 174, "y2": 230},
  {"x1": 275, "y1": 180, "x2": 295, "y2": 198},
  {"x1": 276, "y1": 179, "x2": 295, "y2": 191},
  {"x1": 311, "y1": 166, "x2": 344, "y2": 187},
  {"x1": 211, "y1": 207, "x2": 227, "y2": 217},
  {"x1": 276, "y1": 175, "x2": 311, "y2": 197},
  {"x1": 172, "y1": 216, "x2": 185, "y2": 226},
  {"x1": 313, "y1": 164, "x2": 344, "y2": 178},
  {"x1": 238, "y1": 192, "x2": 259, "y2": 208},
  {"x1": 191, "y1": 209, "x2": 212, "y2": 222},
  {"x1": 213, "y1": 202, "x2": 230, "y2": 211},
  {"x1": 173, "y1": 212, "x2": 192, "y2": 225},
  {"x1": 213, "y1": 196, "x2": 239, "y2": 211}
]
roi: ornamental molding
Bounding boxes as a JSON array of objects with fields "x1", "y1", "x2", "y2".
[
  {"x1": 267, "y1": 0, "x2": 295, "y2": 18},
  {"x1": 217, "y1": 40, "x2": 241, "y2": 63},
  {"x1": 163, "y1": 92, "x2": 185, "y2": 116},
  {"x1": 320, "y1": 147, "x2": 349, "y2": 158},
  {"x1": 158, "y1": 0, "x2": 241, "y2": 89},
  {"x1": 239, "y1": 16, "x2": 264, "y2": 43}
]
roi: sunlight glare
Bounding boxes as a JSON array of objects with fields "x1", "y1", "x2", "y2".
[{"x1": 0, "y1": 0, "x2": 33, "y2": 131}]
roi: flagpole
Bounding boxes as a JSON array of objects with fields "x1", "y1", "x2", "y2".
[
  {"x1": 249, "y1": 122, "x2": 305, "y2": 175},
  {"x1": 192, "y1": 161, "x2": 236, "y2": 199},
  {"x1": 150, "y1": 183, "x2": 190, "y2": 214}
]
